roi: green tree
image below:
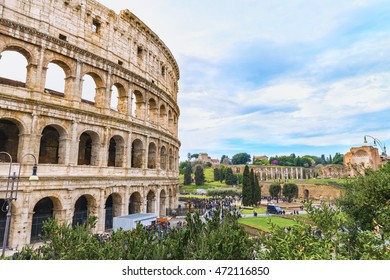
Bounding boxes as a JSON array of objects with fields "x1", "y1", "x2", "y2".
[
  {"x1": 225, "y1": 167, "x2": 236, "y2": 185},
  {"x1": 338, "y1": 167, "x2": 390, "y2": 243},
  {"x1": 220, "y1": 154, "x2": 227, "y2": 163},
  {"x1": 184, "y1": 163, "x2": 192, "y2": 185},
  {"x1": 194, "y1": 165, "x2": 205, "y2": 186},
  {"x1": 231, "y1": 153, "x2": 251, "y2": 165},
  {"x1": 252, "y1": 171, "x2": 261, "y2": 205},
  {"x1": 213, "y1": 168, "x2": 220, "y2": 182},
  {"x1": 269, "y1": 183, "x2": 281, "y2": 203},
  {"x1": 242, "y1": 165, "x2": 252, "y2": 206},
  {"x1": 282, "y1": 183, "x2": 298, "y2": 202}
]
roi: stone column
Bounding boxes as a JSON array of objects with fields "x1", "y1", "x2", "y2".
[{"x1": 69, "y1": 120, "x2": 79, "y2": 165}]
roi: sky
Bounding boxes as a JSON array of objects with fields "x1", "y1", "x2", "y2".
[
  {"x1": 4, "y1": 0, "x2": 390, "y2": 162},
  {"x1": 94, "y1": 0, "x2": 390, "y2": 161}
]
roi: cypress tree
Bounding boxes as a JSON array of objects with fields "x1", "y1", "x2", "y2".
[
  {"x1": 213, "y1": 168, "x2": 219, "y2": 182},
  {"x1": 184, "y1": 163, "x2": 192, "y2": 185},
  {"x1": 242, "y1": 165, "x2": 252, "y2": 206},
  {"x1": 225, "y1": 167, "x2": 235, "y2": 185},
  {"x1": 253, "y1": 172, "x2": 261, "y2": 205},
  {"x1": 194, "y1": 165, "x2": 205, "y2": 186}
]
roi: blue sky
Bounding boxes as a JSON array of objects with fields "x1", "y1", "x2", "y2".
[{"x1": 98, "y1": 0, "x2": 390, "y2": 161}]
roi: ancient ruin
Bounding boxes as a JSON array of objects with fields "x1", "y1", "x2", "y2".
[{"x1": 0, "y1": 0, "x2": 180, "y2": 249}]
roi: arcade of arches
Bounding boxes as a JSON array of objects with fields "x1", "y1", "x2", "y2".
[{"x1": 0, "y1": 0, "x2": 180, "y2": 251}]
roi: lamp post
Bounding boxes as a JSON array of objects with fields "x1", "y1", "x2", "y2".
[
  {"x1": 1, "y1": 152, "x2": 38, "y2": 257},
  {"x1": 364, "y1": 135, "x2": 387, "y2": 157}
]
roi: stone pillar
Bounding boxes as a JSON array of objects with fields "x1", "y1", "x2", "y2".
[
  {"x1": 144, "y1": 136, "x2": 150, "y2": 169},
  {"x1": 96, "y1": 188, "x2": 106, "y2": 233},
  {"x1": 101, "y1": 127, "x2": 110, "y2": 167},
  {"x1": 69, "y1": 120, "x2": 79, "y2": 165},
  {"x1": 301, "y1": 168, "x2": 303, "y2": 180},
  {"x1": 260, "y1": 168, "x2": 263, "y2": 181}
]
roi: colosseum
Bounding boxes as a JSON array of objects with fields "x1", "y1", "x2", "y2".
[{"x1": 0, "y1": 0, "x2": 180, "y2": 251}]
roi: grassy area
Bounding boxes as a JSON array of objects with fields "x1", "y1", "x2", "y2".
[
  {"x1": 240, "y1": 206, "x2": 267, "y2": 214},
  {"x1": 238, "y1": 216, "x2": 299, "y2": 232},
  {"x1": 180, "y1": 167, "x2": 232, "y2": 193}
]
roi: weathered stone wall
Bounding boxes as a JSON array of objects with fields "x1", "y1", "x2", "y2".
[
  {"x1": 0, "y1": 0, "x2": 180, "y2": 250},
  {"x1": 260, "y1": 182, "x2": 343, "y2": 201},
  {"x1": 344, "y1": 146, "x2": 385, "y2": 177}
]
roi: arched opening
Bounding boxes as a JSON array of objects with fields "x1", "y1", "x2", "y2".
[
  {"x1": 108, "y1": 135, "x2": 124, "y2": 167},
  {"x1": 72, "y1": 195, "x2": 88, "y2": 227},
  {"x1": 0, "y1": 199, "x2": 9, "y2": 247},
  {"x1": 159, "y1": 190, "x2": 166, "y2": 217},
  {"x1": 39, "y1": 126, "x2": 60, "y2": 164},
  {"x1": 110, "y1": 85, "x2": 119, "y2": 111},
  {"x1": 0, "y1": 50, "x2": 28, "y2": 86},
  {"x1": 159, "y1": 104, "x2": 166, "y2": 127},
  {"x1": 304, "y1": 189, "x2": 309, "y2": 200},
  {"x1": 146, "y1": 191, "x2": 155, "y2": 213},
  {"x1": 160, "y1": 146, "x2": 167, "y2": 170},
  {"x1": 108, "y1": 138, "x2": 116, "y2": 167},
  {"x1": 81, "y1": 74, "x2": 97, "y2": 104},
  {"x1": 147, "y1": 142, "x2": 157, "y2": 169},
  {"x1": 78, "y1": 131, "x2": 99, "y2": 166},
  {"x1": 131, "y1": 139, "x2": 143, "y2": 168},
  {"x1": 0, "y1": 120, "x2": 20, "y2": 162},
  {"x1": 128, "y1": 192, "x2": 141, "y2": 214},
  {"x1": 105, "y1": 195, "x2": 113, "y2": 230},
  {"x1": 45, "y1": 62, "x2": 66, "y2": 96},
  {"x1": 30, "y1": 197, "x2": 54, "y2": 242},
  {"x1": 148, "y1": 98, "x2": 157, "y2": 123},
  {"x1": 168, "y1": 148, "x2": 173, "y2": 171},
  {"x1": 131, "y1": 91, "x2": 144, "y2": 118}
]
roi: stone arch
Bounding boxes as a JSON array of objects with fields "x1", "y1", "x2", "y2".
[
  {"x1": 160, "y1": 145, "x2": 167, "y2": 170},
  {"x1": 38, "y1": 125, "x2": 68, "y2": 164},
  {"x1": 168, "y1": 110, "x2": 173, "y2": 132},
  {"x1": 78, "y1": 130, "x2": 100, "y2": 166},
  {"x1": 104, "y1": 193, "x2": 121, "y2": 230},
  {"x1": 109, "y1": 82, "x2": 126, "y2": 113},
  {"x1": 128, "y1": 191, "x2": 142, "y2": 214},
  {"x1": 72, "y1": 194, "x2": 97, "y2": 227},
  {"x1": 159, "y1": 104, "x2": 166, "y2": 127},
  {"x1": 147, "y1": 142, "x2": 157, "y2": 169},
  {"x1": 159, "y1": 189, "x2": 167, "y2": 216},
  {"x1": 30, "y1": 196, "x2": 62, "y2": 242},
  {"x1": 43, "y1": 59, "x2": 72, "y2": 97},
  {"x1": 81, "y1": 72, "x2": 104, "y2": 105},
  {"x1": 146, "y1": 190, "x2": 156, "y2": 213},
  {"x1": 108, "y1": 135, "x2": 125, "y2": 167},
  {"x1": 0, "y1": 49, "x2": 29, "y2": 86},
  {"x1": 304, "y1": 189, "x2": 309, "y2": 200},
  {"x1": 131, "y1": 90, "x2": 144, "y2": 118},
  {"x1": 131, "y1": 138, "x2": 143, "y2": 168},
  {"x1": 0, "y1": 119, "x2": 23, "y2": 162},
  {"x1": 148, "y1": 97, "x2": 157, "y2": 123}
]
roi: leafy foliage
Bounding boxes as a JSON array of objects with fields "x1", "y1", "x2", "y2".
[
  {"x1": 282, "y1": 183, "x2": 298, "y2": 202},
  {"x1": 231, "y1": 153, "x2": 251, "y2": 165},
  {"x1": 12, "y1": 212, "x2": 255, "y2": 260},
  {"x1": 269, "y1": 183, "x2": 281, "y2": 202}
]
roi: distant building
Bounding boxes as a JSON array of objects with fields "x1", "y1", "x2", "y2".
[
  {"x1": 197, "y1": 153, "x2": 220, "y2": 167},
  {"x1": 344, "y1": 145, "x2": 387, "y2": 177},
  {"x1": 222, "y1": 157, "x2": 230, "y2": 165}
]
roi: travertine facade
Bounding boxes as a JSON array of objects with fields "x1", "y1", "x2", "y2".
[{"x1": 0, "y1": 0, "x2": 180, "y2": 250}]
